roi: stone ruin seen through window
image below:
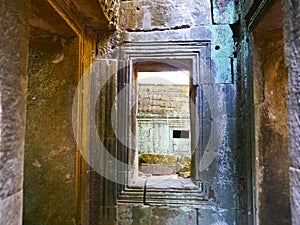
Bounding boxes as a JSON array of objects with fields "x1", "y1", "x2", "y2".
[{"x1": 132, "y1": 69, "x2": 195, "y2": 188}]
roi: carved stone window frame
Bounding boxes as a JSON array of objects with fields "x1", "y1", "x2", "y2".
[{"x1": 117, "y1": 42, "x2": 211, "y2": 200}]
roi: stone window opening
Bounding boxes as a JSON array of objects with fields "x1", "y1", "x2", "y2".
[
  {"x1": 117, "y1": 43, "x2": 210, "y2": 205},
  {"x1": 118, "y1": 61, "x2": 204, "y2": 205},
  {"x1": 133, "y1": 69, "x2": 193, "y2": 188},
  {"x1": 173, "y1": 130, "x2": 190, "y2": 139}
]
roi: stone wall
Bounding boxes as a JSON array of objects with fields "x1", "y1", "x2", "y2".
[
  {"x1": 237, "y1": 0, "x2": 292, "y2": 224},
  {"x1": 282, "y1": 0, "x2": 300, "y2": 224},
  {"x1": 3, "y1": 0, "x2": 299, "y2": 224},
  {"x1": 0, "y1": 1, "x2": 29, "y2": 225},
  {"x1": 24, "y1": 35, "x2": 78, "y2": 225},
  {"x1": 24, "y1": 0, "x2": 117, "y2": 224},
  {"x1": 253, "y1": 28, "x2": 291, "y2": 224},
  {"x1": 138, "y1": 85, "x2": 190, "y2": 118},
  {"x1": 137, "y1": 84, "x2": 190, "y2": 156},
  {"x1": 120, "y1": 0, "x2": 212, "y2": 31},
  {"x1": 117, "y1": 0, "x2": 238, "y2": 224},
  {"x1": 118, "y1": 204, "x2": 220, "y2": 225},
  {"x1": 99, "y1": 0, "x2": 121, "y2": 28},
  {"x1": 235, "y1": 24, "x2": 253, "y2": 225}
]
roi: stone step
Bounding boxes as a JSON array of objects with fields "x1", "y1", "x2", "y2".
[
  {"x1": 124, "y1": 187, "x2": 200, "y2": 192},
  {"x1": 118, "y1": 198, "x2": 208, "y2": 207},
  {"x1": 121, "y1": 188, "x2": 204, "y2": 195},
  {"x1": 119, "y1": 192, "x2": 205, "y2": 200},
  {"x1": 118, "y1": 197, "x2": 206, "y2": 204},
  {"x1": 118, "y1": 186, "x2": 207, "y2": 207}
]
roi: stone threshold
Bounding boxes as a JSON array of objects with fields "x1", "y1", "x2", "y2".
[{"x1": 118, "y1": 175, "x2": 207, "y2": 207}]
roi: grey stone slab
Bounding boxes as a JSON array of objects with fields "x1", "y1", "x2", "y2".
[
  {"x1": 123, "y1": 25, "x2": 233, "y2": 51},
  {"x1": 120, "y1": 0, "x2": 212, "y2": 31},
  {"x1": 223, "y1": 84, "x2": 237, "y2": 118},
  {"x1": 225, "y1": 117, "x2": 238, "y2": 150},
  {"x1": 0, "y1": 2, "x2": 28, "y2": 225},
  {"x1": 0, "y1": 191, "x2": 23, "y2": 225},
  {"x1": 211, "y1": 57, "x2": 233, "y2": 84},
  {"x1": 211, "y1": 0, "x2": 238, "y2": 24},
  {"x1": 287, "y1": 86, "x2": 300, "y2": 169},
  {"x1": 290, "y1": 167, "x2": 300, "y2": 225}
]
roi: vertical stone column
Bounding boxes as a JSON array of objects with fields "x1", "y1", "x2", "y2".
[
  {"x1": 0, "y1": 0, "x2": 29, "y2": 224},
  {"x1": 77, "y1": 59, "x2": 117, "y2": 224},
  {"x1": 283, "y1": 1, "x2": 300, "y2": 224}
]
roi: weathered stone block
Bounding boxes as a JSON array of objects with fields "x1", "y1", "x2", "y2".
[
  {"x1": 120, "y1": 0, "x2": 212, "y2": 31},
  {"x1": 138, "y1": 153, "x2": 191, "y2": 175},
  {"x1": 139, "y1": 153, "x2": 177, "y2": 165},
  {"x1": 287, "y1": 87, "x2": 300, "y2": 169},
  {"x1": 212, "y1": 58, "x2": 233, "y2": 83},
  {"x1": 211, "y1": 0, "x2": 238, "y2": 24},
  {"x1": 290, "y1": 167, "x2": 300, "y2": 225},
  {"x1": 117, "y1": 203, "x2": 235, "y2": 225},
  {"x1": 0, "y1": 1, "x2": 29, "y2": 225},
  {"x1": 0, "y1": 111, "x2": 24, "y2": 199},
  {"x1": 139, "y1": 164, "x2": 175, "y2": 175},
  {"x1": 0, "y1": 191, "x2": 23, "y2": 225}
]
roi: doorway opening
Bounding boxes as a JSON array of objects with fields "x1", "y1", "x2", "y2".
[
  {"x1": 137, "y1": 71, "x2": 191, "y2": 177},
  {"x1": 251, "y1": 0, "x2": 291, "y2": 223},
  {"x1": 130, "y1": 62, "x2": 196, "y2": 189}
]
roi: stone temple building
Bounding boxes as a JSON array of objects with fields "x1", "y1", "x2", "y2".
[{"x1": 0, "y1": 0, "x2": 300, "y2": 224}]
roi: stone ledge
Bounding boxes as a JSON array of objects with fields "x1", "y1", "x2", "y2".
[{"x1": 138, "y1": 153, "x2": 191, "y2": 176}]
